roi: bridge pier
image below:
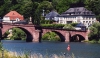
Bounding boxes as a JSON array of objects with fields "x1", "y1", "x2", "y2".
[
  {"x1": 32, "y1": 30, "x2": 40, "y2": 42},
  {"x1": 65, "y1": 31, "x2": 70, "y2": 42}
]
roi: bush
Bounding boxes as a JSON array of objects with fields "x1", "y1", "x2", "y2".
[
  {"x1": 41, "y1": 24, "x2": 65, "y2": 29},
  {"x1": 88, "y1": 40, "x2": 98, "y2": 43},
  {"x1": 70, "y1": 23, "x2": 78, "y2": 27},
  {"x1": 63, "y1": 24, "x2": 75, "y2": 30},
  {"x1": 40, "y1": 20, "x2": 53, "y2": 24},
  {"x1": 42, "y1": 32, "x2": 61, "y2": 41}
]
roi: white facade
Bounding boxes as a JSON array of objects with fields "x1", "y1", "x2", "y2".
[
  {"x1": 58, "y1": 16, "x2": 96, "y2": 28},
  {"x1": 2, "y1": 11, "x2": 24, "y2": 23},
  {"x1": 3, "y1": 16, "x2": 20, "y2": 23},
  {"x1": 58, "y1": 7, "x2": 96, "y2": 28}
]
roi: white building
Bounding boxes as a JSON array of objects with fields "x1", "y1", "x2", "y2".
[
  {"x1": 3, "y1": 11, "x2": 24, "y2": 23},
  {"x1": 58, "y1": 7, "x2": 96, "y2": 28}
]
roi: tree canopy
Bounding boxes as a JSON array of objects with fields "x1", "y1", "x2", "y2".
[
  {"x1": 89, "y1": 22, "x2": 100, "y2": 41},
  {"x1": 0, "y1": 0, "x2": 100, "y2": 23}
]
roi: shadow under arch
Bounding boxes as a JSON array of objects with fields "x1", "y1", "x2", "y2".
[
  {"x1": 2, "y1": 27, "x2": 33, "y2": 42},
  {"x1": 70, "y1": 34, "x2": 85, "y2": 42},
  {"x1": 16, "y1": 27, "x2": 33, "y2": 42},
  {"x1": 52, "y1": 31, "x2": 65, "y2": 42},
  {"x1": 42, "y1": 31, "x2": 65, "y2": 42}
]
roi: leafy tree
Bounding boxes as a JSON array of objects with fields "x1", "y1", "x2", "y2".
[
  {"x1": 3, "y1": 28, "x2": 26, "y2": 40},
  {"x1": 33, "y1": 1, "x2": 53, "y2": 25},
  {"x1": 0, "y1": 3, "x2": 11, "y2": 18},
  {"x1": 11, "y1": 28, "x2": 26, "y2": 40},
  {"x1": 85, "y1": 0, "x2": 100, "y2": 21},
  {"x1": 0, "y1": 0, "x2": 4, "y2": 6},
  {"x1": 89, "y1": 22, "x2": 100, "y2": 41},
  {"x1": 63, "y1": 24, "x2": 75, "y2": 30},
  {"x1": 0, "y1": 0, "x2": 100, "y2": 22},
  {"x1": 11, "y1": 0, "x2": 18, "y2": 5},
  {"x1": 37, "y1": 1, "x2": 53, "y2": 13},
  {"x1": 70, "y1": 23, "x2": 78, "y2": 27},
  {"x1": 52, "y1": 0, "x2": 70, "y2": 14},
  {"x1": 42, "y1": 32, "x2": 60, "y2": 41}
]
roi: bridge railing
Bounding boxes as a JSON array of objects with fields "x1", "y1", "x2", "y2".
[{"x1": 40, "y1": 26, "x2": 87, "y2": 32}]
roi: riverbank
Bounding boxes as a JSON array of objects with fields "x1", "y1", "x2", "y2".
[
  {"x1": 0, "y1": 50, "x2": 75, "y2": 58},
  {"x1": 83, "y1": 39, "x2": 100, "y2": 43}
]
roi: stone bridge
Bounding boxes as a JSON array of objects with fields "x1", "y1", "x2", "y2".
[
  {"x1": 42, "y1": 28, "x2": 88, "y2": 42},
  {"x1": 0, "y1": 23, "x2": 89, "y2": 42}
]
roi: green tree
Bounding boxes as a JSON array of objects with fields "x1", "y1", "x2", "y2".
[
  {"x1": 11, "y1": 0, "x2": 18, "y2": 5},
  {"x1": 0, "y1": 2, "x2": 11, "y2": 18},
  {"x1": 6, "y1": 28, "x2": 26, "y2": 40},
  {"x1": 37, "y1": 1, "x2": 53, "y2": 13},
  {"x1": 85, "y1": 0, "x2": 100, "y2": 21},
  {"x1": 42, "y1": 32, "x2": 60, "y2": 41},
  {"x1": 89, "y1": 22, "x2": 100, "y2": 41},
  {"x1": 52, "y1": 0, "x2": 70, "y2": 14},
  {"x1": 0, "y1": 0, "x2": 4, "y2": 6},
  {"x1": 63, "y1": 24, "x2": 75, "y2": 30}
]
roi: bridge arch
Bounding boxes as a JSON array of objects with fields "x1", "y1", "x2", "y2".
[
  {"x1": 70, "y1": 34, "x2": 85, "y2": 42},
  {"x1": 42, "y1": 30, "x2": 65, "y2": 42},
  {"x1": 2, "y1": 27, "x2": 33, "y2": 42},
  {"x1": 52, "y1": 31, "x2": 65, "y2": 42}
]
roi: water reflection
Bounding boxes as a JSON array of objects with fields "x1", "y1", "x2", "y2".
[{"x1": 1, "y1": 40, "x2": 100, "y2": 58}]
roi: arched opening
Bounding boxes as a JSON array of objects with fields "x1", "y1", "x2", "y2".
[
  {"x1": 18, "y1": 27, "x2": 33, "y2": 42},
  {"x1": 53, "y1": 31, "x2": 65, "y2": 42},
  {"x1": 41, "y1": 31, "x2": 65, "y2": 42},
  {"x1": 70, "y1": 34, "x2": 85, "y2": 42},
  {"x1": 2, "y1": 27, "x2": 33, "y2": 42}
]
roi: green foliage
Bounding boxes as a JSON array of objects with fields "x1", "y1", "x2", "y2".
[
  {"x1": 3, "y1": 28, "x2": 26, "y2": 40},
  {"x1": 0, "y1": 0, "x2": 99, "y2": 23},
  {"x1": 0, "y1": 0, "x2": 100, "y2": 23},
  {"x1": 37, "y1": 1, "x2": 53, "y2": 12},
  {"x1": 11, "y1": 28, "x2": 26, "y2": 40},
  {"x1": 89, "y1": 22, "x2": 100, "y2": 41},
  {"x1": 42, "y1": 32, "x2": 61, "y2": 41},
  {"x1": 63, "y1": 24, "x2": 75, "y2": 30},
  {"x1": 0, "y1": 42, "x2": 3, "y2": 50},
  {"x1": 85, "y1": 0, "x2": 100, "y2": 21},
  {"x1": 40, "y1": 20, "x2": 53, "y2": 24},
  {"x1": 3, "y1": 31, "x2": 10, "y2": 39},
  {"x1": 52, "y1": 0, "x2": 71, "y2": 14},
  {"x1": 70, "y1": 23, "x2": 78, "y2": 27},
  {"x1": 98, "y1": 39, "x2": 100, "y2": 43},
  {"x1": 88, "y1": 40, "x2": 98, "y2": 43},
  {"x1": 41, "y1": 24, "x2": 65, "y2": 28}
]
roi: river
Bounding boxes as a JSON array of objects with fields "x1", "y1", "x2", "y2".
[{"x1": 1, "y1": 40, "x2": 100, "y2": 58}]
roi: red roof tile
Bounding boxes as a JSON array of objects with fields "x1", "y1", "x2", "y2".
[{"x1": 5, "y1": 11, "x2": 24, "y2": 20}]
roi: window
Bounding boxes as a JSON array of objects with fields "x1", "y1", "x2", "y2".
[
  {"x1": 16, "y1": 18, "x2": 20, "y2": 21},
  {"x1": 86, "y1": 21, "x2": 88, "y2": 23},
  {"x1": 83, "y1": 21, "x2": 85, "y2": 23},
  {"x1": 67, "y1": 21, "x2": 72, "y2": 24}
]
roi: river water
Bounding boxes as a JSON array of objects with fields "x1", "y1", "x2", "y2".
[{"x1": 1, "y1": 40, "x2": 100, "y2": 58}]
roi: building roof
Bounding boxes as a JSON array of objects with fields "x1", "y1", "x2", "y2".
[
  {"x1": 60, "y1": 7, "x2": 95, "y2": 17},
  {"x1": 4, "y1": 11, "x2": 24, "y2": 20},
  {"x1": 45, "y1": 10, "x2": 59, "y2": 21}
]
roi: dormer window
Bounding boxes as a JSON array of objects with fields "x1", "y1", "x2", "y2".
[
  {"x1": 87, "y1": 12, "x2": 89, "y2": 14},
  {"x1": 84, "y1": 12, "x2": 86, "y2": 14},
  {"x1": 16, "y1": 18, "x2": 20, "y2": 21},
  {"x1": 77, "y1": 9, "x2": 79, "y2": 11}
]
